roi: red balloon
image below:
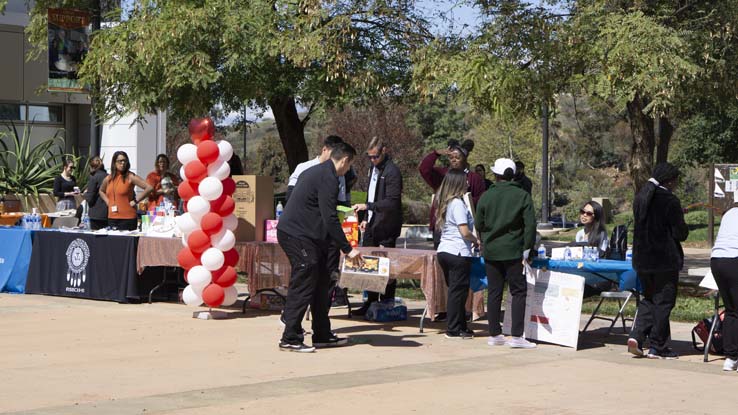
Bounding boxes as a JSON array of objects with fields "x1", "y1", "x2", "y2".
[
  {"x1": 178, "y1": 180, "x2": 199, "y2": 201},
  {"x1": 202, "y1": 284, "x2": 225, "y2": 308},
  {"x1": 184, "y1": 160, "x2": 207, "y2": 183},
  {"x1": 197, "y1": 140, "x2": 220, "y2": 165},
  {"x1": 177, "y1": 248, "x2": 201, "y2": 270},
  {"x1": 189, "y1": 117, "x2": 215, "y2": 144},
  {"x1": 221, "y1": 177, "x2": 236, "y2": 195},
  {"x1": 187, "y1": 230, "x2": 211, "y2": 254},
  {"x1": 223, "y1": 248, "x2": 239, "y2": 268},
  {"x1": 200, "y1": 212, "x2": 223, "y2": 235},
  {"x1": 218, "y1": 196, "x2": 235, "y2": 216},
  {"x1": 212, "y1": 265, "x2": 237, "y2": 287}
]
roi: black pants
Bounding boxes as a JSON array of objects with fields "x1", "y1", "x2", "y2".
[
  {"x1": 89, "y1": 218, "x2": 108, "y2": 230},
  {"x1": 362, "y1": 227, "x2": 397, "y2": 303},
  {"x1": 277, "y1": 230, "x2": 332, "y2": 344},
  {"x1": 108, "y1": 218, "x2": 138, "y2": 231},
  {"x1": 629, "y1": 270, "x2": 678, "y2": 351},
  {"x1": 437, "y1": 252, "x2": 472, "y2": 333},
  {"x1": 325, "y1": 239, "x2": 342, "y2": 309},
  {"x1": 712, "y1": 257, "x2": 738, "y2": 359},
  {"x1": 486, "y1": 259, "x2": 526, "y2": 337}
]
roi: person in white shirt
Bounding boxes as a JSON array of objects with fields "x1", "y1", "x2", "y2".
[
  {"x1": 435, "y1": 169, "x2": 480, "y2": 339},
  {"x1": 575, "y1": 200, "x2": 610, "y2": 258},
  {"x1": 711, "y1": 203, "x2": 738, "y2": 371}
]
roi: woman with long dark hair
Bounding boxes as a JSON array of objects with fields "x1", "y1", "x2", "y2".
[
  {"x1": 435, "y1": 169, "x2": 480, "y2": 339},
  {"x1": 575, "y1": 200, "x2": 609, "y2": 257},
  {"x1": 83, "y1": 156, "x2": 108, "y2": 230},
  {"x1": 98, "y1": 151, "x2": 153, "y2": 230},
  {"x1": 53, "y1": 158, "x2": 78, "y2": 211}
]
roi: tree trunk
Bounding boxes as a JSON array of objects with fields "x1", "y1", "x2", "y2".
[
  {"x1": 626, "y1": 93, "x2": 656, "y2": 194},
  {"x1": 655, "y1": 116, "x2": 673, "y2": 164},
  {"x1": 269, "y1": 95, "x2": 309, "y2": 172}
]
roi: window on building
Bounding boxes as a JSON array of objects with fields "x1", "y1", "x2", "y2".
[
  {"x1": 26, "y1": 105, "x2": 64, "y2": 123},
  {"x1": 0, "y1": 103, "x2": 23, "y2": 121}
]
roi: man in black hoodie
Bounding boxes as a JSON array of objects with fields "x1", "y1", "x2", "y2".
[{"x1": 628, "y1": 162, "x2": 688, "y2": 359}]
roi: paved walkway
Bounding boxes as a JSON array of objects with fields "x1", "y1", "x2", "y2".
[{"x1": 1, "y1": 292, "x2": 737, "y2": 415}]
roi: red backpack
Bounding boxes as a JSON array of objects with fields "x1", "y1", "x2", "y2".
[{"x1": 692, "y1": 311, "x2": 725, "y2": 354}]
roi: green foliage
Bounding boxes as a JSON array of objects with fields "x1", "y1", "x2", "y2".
[
  {"x1": 253, "y1": 135, "x2": 289, "y2": 190},
  {"x1": 673, "y1": 106, "x2": 738, "y2": 165},
  {"x1": 0, "y1": 121, "x2": 67, "y2": 196}
]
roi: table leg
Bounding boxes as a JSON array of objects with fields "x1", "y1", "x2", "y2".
[{"x1": 704, "y1": 292, "x2": 721, "y2": 363}]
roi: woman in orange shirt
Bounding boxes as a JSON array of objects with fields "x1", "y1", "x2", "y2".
[
  {"x1": 99, "y1": 151, "x2": 154, "y2": 231},
  {"x1": 146, "y1": 154, "x2": 180, "y2": 211}
]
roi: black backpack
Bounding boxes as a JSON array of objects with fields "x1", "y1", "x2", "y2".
[{"x1": 609, "y1": 224, "x2": 628, "y2": 260}]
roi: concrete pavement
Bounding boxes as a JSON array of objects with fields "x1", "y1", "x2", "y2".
[{"x1": 1, "y1": 292, "x2": 737, "y2": 415}]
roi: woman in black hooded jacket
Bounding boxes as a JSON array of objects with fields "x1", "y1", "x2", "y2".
[{"x1": 627, "y1": 162, "x2": 688, "y2": 360}]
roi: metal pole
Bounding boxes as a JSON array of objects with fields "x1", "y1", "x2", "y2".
[
  {"x1": 539, "y1": 101, "x2": 551, "y2": 228},
  {"x1": 242, "y1": 106, "x2": 247, "y2": 161}
]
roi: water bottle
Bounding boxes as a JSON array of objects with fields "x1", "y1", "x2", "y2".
[
  {"x1": 21, "y1": 214, "x2": 28, "y2": 230},
  {"x1": 625, "y1": 248, "x2": 633, "y2": 262},
  {"x1": 31, "y1": 209, "x2": 40, "y2": 230},
  {"x1": 276, "y1": 201, "x2": 284, "y2": 219},
  {"x1": 564, "y1": 247, "x2": 572, "y2": 261},
  {"x1": 537, "y1": 243, "x2": 546, "y2": 258},
  {"x1": 82, "y1": 214, "x2": 90, "y2": 230}
]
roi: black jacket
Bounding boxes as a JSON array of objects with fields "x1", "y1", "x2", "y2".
[
  {"x1": 277, "y1": 160, "x2": 352, "y2": 253},
  {"x1": 84, "y1": 169, "x2": 108, "y2": 220},
  {"x1": 361, "y1": 157, "x2": 403, "y2": 241},
  {"x1": 632, "y1": 186, "x2": 688, "y2": 273}
]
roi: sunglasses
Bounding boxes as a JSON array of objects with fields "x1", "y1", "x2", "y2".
[
  {"x1": 367, "y1": 154, "x2": 381, "y2": 160},
  {"x1": 580, "y1": 209, "x2": 594, "y2": 217}
]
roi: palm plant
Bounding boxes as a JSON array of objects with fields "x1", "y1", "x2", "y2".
[{"x1": 0, "y1": 121, "x2": 66, "y2": 197}]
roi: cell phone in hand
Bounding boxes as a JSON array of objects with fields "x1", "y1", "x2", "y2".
[{"x1": 73, "y1": 186, "x2": 80, "y2": 194}]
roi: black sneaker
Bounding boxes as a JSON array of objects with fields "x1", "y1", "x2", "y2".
[
  {"x1": 313, "y1": 335, "x2": 349, "y2": 348},
  {"x1": 647, "y1": 347, "x2": 678, "y2": 360},
  {"x1": 278, "y1": 341, "x2": 316, "y2": 353},
  {"x1": 434, "y1": 312, "x2": 447, "y2": 322},
  {"x1": 444, "y1": 331, "x2": 473, "y2": 340},
  {"x1": 461, "y1": 328, "x2": 475, "y2": 338},
  {"x1": 351, "y1": 304, "x2": 370, "y2": 317},
  {"x1": 627, "y1": 338, "x2": 644, "y2": 357}
]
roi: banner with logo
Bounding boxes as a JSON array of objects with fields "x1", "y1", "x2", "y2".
[
  {"x1": 0, "y1": 228, "x2": 33, "y2": 293},
  {"x1": 26, "y1": 232, "x2": 139, "y2": 302},
  {"x1": 47, "y1": 8, "x2": 90, "y2": 93}
]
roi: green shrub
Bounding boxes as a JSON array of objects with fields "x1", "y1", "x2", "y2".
[{"x1": 0, "y1": 121, "x2": 66, "y2": 196}]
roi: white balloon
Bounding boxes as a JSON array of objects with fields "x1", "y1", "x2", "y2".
[
  {"x1": 211, "y1": 228, "x2": 236, "y2": 251},
  {"x1": 187, "y1": 196, "x2": 210, "y2": 221},
  {"x1": 188, "y1": 266, "x2": 212, "y2": 292},
  {"x1": 177, "y1": 144, "x2": 198, "y2": 166},
  {"x1": 223, "y1": 214, "x2": 238, "y2": 232},
  {"x1": 179, "y1": 165, "x2": 187, "y2": 181},
  {"x1": 181, "y1": 233, "x2": 188, "y2": 247},
  {"x1": 217, "y1": 140, "x2": 234, "y2": 163},
  {"x1": 199, "y1": 177, "x2": 224, "y2": 201},
  {"x1": 222, "y1": 285, "x2": 238, "y2": 306},
  {"x1": 182, "y1": 285, "x2": 203, "y2": 306},
  {"x1": 207, "y1": 160, "x2": 231, "y2": 181},
  {"x1": 175, "y1": 212, "x2": 199, "y2": 235},
  {"x1": 201, "y1": 247, "x2": 225, "y2": 271}
]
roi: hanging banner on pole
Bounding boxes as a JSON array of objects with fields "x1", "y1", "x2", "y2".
[{"x1": 47, "y1": 8, "x2": 90, "y2": 93}]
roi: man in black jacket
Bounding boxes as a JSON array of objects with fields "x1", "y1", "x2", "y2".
[
  {"x1": 351, "y1": 137, "x2": 403, "y2": 316},
  {"x1": 83, "y1": 156, "x2": 108, "y2": 230},
  {"x1": 628, "y1": 162, "x2": 688, "y2": 360},
  {"x1": 277, "y1": 143, "x2": 363, "y2": 353}
]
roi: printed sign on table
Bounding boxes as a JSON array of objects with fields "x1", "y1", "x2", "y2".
[{"x1": 503, "y1": 266, "x2": 585, "y2": 349}]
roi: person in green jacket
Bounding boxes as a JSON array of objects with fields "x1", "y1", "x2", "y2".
[{"x1": 475, "y1": 158, "x2": 537, "y2": 349}]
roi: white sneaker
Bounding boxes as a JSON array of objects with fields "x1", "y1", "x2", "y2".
[
  {"x1": 487, "y1": 335, "x2": 506, "y2": 346},
  {"x1": 506, "y1": 336, "x2": 537, "y2": 349},
  {"x1": 723, "y1": 358, "x2": 738, "y2": 371}
]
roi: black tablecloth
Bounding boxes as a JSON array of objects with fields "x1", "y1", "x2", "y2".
[{"x1": 25, "y1": 231, "x2": 139, "y2": 302}]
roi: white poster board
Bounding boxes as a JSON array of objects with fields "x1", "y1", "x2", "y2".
[{"x1": 503, "y1": 266, "x2": 585, "y2": 349}]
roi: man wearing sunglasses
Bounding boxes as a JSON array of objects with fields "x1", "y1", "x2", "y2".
[{"x1": 351, "y1": 137, "x2": 403, "y2": 316}]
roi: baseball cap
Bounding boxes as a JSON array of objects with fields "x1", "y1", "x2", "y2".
[{"x1": 491, "y1": 158, "x2": 516, "y2": 176}]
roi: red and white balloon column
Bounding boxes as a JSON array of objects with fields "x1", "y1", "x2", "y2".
[{"x1": 175, "y1": 117, "x2": 239, "y2": 309}]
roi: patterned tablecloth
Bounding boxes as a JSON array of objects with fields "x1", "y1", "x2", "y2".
[{"x1": 135, "y1": 237, "x2": 485, "y2": 317}]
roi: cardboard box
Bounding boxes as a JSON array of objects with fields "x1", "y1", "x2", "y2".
[
  {"x1": 264, "y1": 219, "x2": 278, "y2": 243},
  {"x1": 338, "y1": 255, "x2": 390, "y2": 293},
  {"x1": 232, "y1": 175, "x2": 274, "y2": 242}
]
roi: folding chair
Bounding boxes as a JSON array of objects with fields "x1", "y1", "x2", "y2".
[{"x1": 581, "y1": 290, "x2": 637, "y2": 335}]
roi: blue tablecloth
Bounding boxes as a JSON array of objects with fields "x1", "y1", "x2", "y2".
[
  {"x1": 531, "y1": 258, "x2": 639, "y2": 291},
  {"x1": 0, "y1": 227, "x2": 34, "y2": 293}
]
